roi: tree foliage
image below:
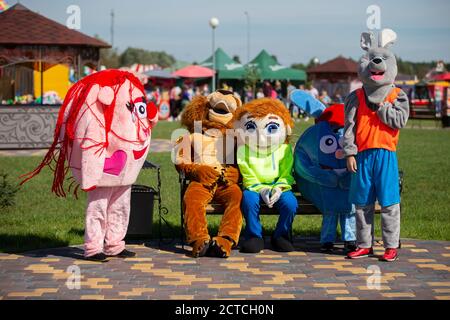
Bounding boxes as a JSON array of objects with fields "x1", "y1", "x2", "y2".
[
  {"x1": 396, "y1": 58, "x2": 445, "y2": 79},
  {"x1": 119, "y1": 47, "x2": 176, "y2": 68},
  {"x1": 100, "y1": 48, "x2": 121, "y2": 69},
  {"x1": 244, "y1": 65, "x2": 261, "y2": 97}
]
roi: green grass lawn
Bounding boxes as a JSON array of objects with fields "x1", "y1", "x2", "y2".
[
  {"x1": 150, "y1": 120, "x2": 184, "y2": 140},
  {"x1": 0, "y1": 120, "x2": 449, "y2": 253}
]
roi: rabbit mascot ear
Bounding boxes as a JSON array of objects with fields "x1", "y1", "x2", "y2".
[
  {"x1": 379, "y1": 28, "x2": 397, "y2": 48},
  {"x1": 360, "y1": 31, "x2": 375, "y2": 51},
  {"x1": 290, "y1": 89, "x2": 326, "y2": 119}
]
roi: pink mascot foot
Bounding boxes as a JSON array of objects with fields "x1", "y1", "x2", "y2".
[{"x1": 84, "y1": 186, "x2": 131, "y2": 257}]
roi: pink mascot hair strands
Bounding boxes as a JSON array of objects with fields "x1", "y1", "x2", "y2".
[{"x1": 20, "y1": 69, "x2": 145, "y2": 197}]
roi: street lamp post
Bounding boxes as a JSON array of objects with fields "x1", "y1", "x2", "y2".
[
  {"x1": 244, "y1": 11, "x2": 250, "y2": 63},
  {"x1": 209, "y1": 17, "x2": 219, "y2": 92}
]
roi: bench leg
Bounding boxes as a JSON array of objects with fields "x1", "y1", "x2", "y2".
[
  {"x1": 180, "y1": 202, "x2": 185, "y2": 249},
  {"x1": 180, "y1": 185, "x2": 185, "y2": 249}
]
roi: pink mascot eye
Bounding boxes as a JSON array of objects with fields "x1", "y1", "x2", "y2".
[{"x1": 134, "y1": 102, "x2": 147, "y2": 119}]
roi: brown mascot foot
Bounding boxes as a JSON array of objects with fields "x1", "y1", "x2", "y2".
[
  {"x1": 207, "y1": 236, "x2": 233, "y2": 258},
  {"x1": 191, "y1": 239, "x2": 211, "y2": 258}
]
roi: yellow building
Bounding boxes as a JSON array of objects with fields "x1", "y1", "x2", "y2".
[{"x1": 34, "y1": 64, "x2": 70, "y2": 100}]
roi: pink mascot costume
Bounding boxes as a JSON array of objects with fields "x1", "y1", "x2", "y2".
[{"x1": 22, "y1": 70, "x2": 158, "y2": 261}]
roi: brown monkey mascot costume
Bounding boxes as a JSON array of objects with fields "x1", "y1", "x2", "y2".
[{"x1": 174, "y1": 90, "x2": 243, "y2": 258}]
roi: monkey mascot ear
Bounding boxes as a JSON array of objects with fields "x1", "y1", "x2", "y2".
[
  {"x1": 85, "y1": 85, "x2": 115, "y2": 108},
  {"x1": 97, "y1": 86, "x2": 115, "y2": 105},
  {"x1": 180, "y1": 95, "x2": 209, "y2": 132}
]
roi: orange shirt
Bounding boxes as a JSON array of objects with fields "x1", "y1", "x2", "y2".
[{"x1": 356, "y1": 87, "x2": 401, "y2": 152}]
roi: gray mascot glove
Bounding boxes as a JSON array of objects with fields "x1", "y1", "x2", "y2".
[
  {"x1": 259, "y1": 187, "x2": 272, "y2": 207},
  {"x1": 268, "y1": 187, "x2": 282, "y2": 208}
]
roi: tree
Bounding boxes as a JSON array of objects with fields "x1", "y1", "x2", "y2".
[
  {"x1": 396, "y1": 57, "x2": 445, "y2": 79},
  {"x1": 244, "y1": 65, "x2": 261, "y2": 98},
  {"x1": 100, "y1": 48, "x2": 120, "y2": 69},
  {"x1": 93, "y1": 35, "x2": 121, "y2": 69},
  {"x1": 119, "y1": 47, "x2": 176, "y2": 68},
  {"x1": 291, "y1": 58, "x2": 319, "y2": 71},
  {"x1": 291, "y1": 63, "x2": 306, "y2": 70},
  {"x1": 306, "y1": 57, "x2": 319, "y2": 69}
]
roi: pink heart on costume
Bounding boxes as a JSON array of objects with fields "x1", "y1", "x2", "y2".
[{"x1": 103, "y1": 150, "x2": 127, "y2": 176}]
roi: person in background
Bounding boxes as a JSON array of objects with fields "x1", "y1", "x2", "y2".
[
  {"x1": 308, "y1": 83, "x2": 319, "y2": 99},
  {"x1": 335, "y1": 94, "x2": 344, "y2": 104},
  {"x1": 194, "y1": 86, "x2": 202, "y2": 97},
  {"x1": 435, "y1": 87, "x2": 443, "y2": 118},
  {"x1": 202, "y1": 83, "x2": 210, "y2": 96},
  {"x1": 271, "y1": 88, "x2": 278, "y2": 99},
  {"x1": 245, "y1": 86, "x2": 254, "y2": 102},
  {"x1": 287, "y1": 81, "x2": 297, "y2": 117},
  {"x1": 320, "y1": 90, "x2": 332, "y2": 105},
  {"x1": 275, "y1": 80, "x2": 283, "y2": 100},
  {"x1": 169, "y1": 85, "x2": 182, "y2": 122},
  {"x1": 187, "y1": 85, "x2": 194, "y2": 101},
  {"x1": 256, "y1": 88, "x2": 265, "y2": 99},
  {"x1": 333, "y1": 88, "x2": 344, "y2": 104},
  {"x1": 263, "y1": 81, "x2": 273, "y2": 97}
]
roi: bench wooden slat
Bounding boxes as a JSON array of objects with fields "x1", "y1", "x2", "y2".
[
  {"x1": 204, "y1": 199, "x2": 382, "y2": 215},
  {"x1": 180, "y1": 174, "x2": 393, "y2": 217}
]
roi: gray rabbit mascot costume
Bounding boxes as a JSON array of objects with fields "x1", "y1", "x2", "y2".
[{"x1": 343, "y1": 29, "x2": 409, "y2": 262}]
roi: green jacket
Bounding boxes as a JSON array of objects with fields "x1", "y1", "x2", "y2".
[{"x1": 237, "y1": 143, "x2": 295, "y2": 193}]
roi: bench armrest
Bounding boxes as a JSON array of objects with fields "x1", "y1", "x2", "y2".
[{"x1": 142, "y1": 160, "x2": 160, "y2": 170}]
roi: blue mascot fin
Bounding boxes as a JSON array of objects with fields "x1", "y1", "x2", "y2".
[{"x1": 290, "y1": 89, "x2": 326, "y2": 118}]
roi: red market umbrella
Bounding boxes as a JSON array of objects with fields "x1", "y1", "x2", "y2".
[
  {"x1": 432, "y1": 72, "x2": 450, "y2": 82},
  {"x1": 172, "y1": 65, "x2": 215, "y2": 78}
]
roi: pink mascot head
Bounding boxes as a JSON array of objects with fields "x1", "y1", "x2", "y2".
[{"x1": 22, "y1": 69, "x2": 158, "y2": 196}]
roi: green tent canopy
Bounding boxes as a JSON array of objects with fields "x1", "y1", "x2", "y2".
[
  {"x1": 201, "y1": 48, "x2": 245, "y2": 79},
  {"x1": 246, "y1": 50, "x2": 306, "y2": 81}
]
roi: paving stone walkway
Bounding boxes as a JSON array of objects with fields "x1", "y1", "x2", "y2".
[{"x1": 0, "y1": 238, "x2": 449, "y2": 300}]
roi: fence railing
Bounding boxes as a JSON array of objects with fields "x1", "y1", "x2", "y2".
[{"x1": 0, "y1": 105, "x2": 60, "y2": 149}]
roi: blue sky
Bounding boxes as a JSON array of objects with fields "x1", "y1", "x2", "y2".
[{"x1": 15, "y1": 0, "x2": 450, "y2": 66}]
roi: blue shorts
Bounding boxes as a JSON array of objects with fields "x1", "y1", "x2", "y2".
[{"x1": 349, "y1": 148, "x2": 400, "y2": 207}]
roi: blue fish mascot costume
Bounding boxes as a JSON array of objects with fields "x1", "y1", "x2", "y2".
[{"x1": 291, "y1": 91, "x2": 356, "y2": 253}]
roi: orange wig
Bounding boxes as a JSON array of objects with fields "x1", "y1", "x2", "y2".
[{"x1": 234, "y1": 98, "x2": 294, "y2": 129}]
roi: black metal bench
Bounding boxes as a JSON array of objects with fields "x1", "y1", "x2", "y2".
[{"x1": 178, "y1": 171, "x2": 404, "y2": 245}]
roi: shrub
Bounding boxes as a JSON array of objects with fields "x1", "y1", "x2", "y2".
[{"x1": 0, "y1": 172, "x2": 19, "y2": 209}]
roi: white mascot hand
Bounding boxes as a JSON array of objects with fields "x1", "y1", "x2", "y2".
[
  {"x1": 269, "y1": 187, "x2": 282, "y2": 208},
  {"x1": 259, "y1": 187, "x2": 272, "y2": 207}
]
